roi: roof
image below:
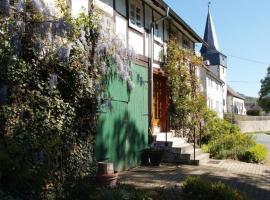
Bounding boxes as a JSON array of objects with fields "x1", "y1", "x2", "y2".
[
  {"x1": 227, "y1": 86, "x2": 245, "y2": 100},
  {"x1": 151, "y1": 0, "x2": 204, "y2": 43},
  {"x1": 203, "y1": 65, "x2": 224, "y2": 84},
  {"x1": 245, "y1": 103, "x2": 262, "y2": 112},
  {"x1": 200, "y1": 8, "x2": 220, "y2": 55}
]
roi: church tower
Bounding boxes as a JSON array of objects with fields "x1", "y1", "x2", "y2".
[{"x1": 201, "y1": 5, "x2": 227, "y2": 113}]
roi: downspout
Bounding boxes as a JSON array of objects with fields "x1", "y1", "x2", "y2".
[{"x1": 149, "y1": 7, "x2": 170, "y2": 137}]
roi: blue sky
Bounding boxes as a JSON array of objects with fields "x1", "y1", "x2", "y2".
[{"x1": 164, "y1": 0, "x2": 270, "y2": 97}]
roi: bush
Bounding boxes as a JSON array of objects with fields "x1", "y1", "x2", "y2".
[
  {"x1": 239, "y1": 144, "x2": 268, "y2": 163},
  {"x1": 224, "y1": 113, "x2": 236, "y2": 124},
  {"x1": 182, "y1": 176, "x2": 248, "y2": 200},
  {"x1": 202, "y1": 110, "x2": 241, "y2": 144},
  {"x1": 246, "y1": 110, "x2": 260, "y2": 116},
  {"x1": 95, "y1": 185, "x2": 150, "y2": 200},
  {"x1": 206, "y1": 133, "x2": 255, "y2": 159}
]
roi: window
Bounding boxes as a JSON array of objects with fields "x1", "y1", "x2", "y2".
[
  {"x1": 170, "y1": 25, "x2": 178, "y2": 39},
  {"x1": 129, "y1": 1, "x2": 143, "y2": 31},
  {"x1": 183, "y1": 36, "x2": 190, "y2": 49}
]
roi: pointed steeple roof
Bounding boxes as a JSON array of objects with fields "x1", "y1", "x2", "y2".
[{"x1": 200, "y1": 7, "x2": 220, "y2": 55}]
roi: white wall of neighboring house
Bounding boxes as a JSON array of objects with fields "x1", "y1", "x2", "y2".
[
  {"x1": 207, "y1": 64, "x2": 227, "y2": 115},
  {"x1": 206, "y1": 75, "x2": 224, "y2": 118},
  {"x1": 198, "y1": 67, "x2": 224, "y2": 118},
  {"x1": 227, "y1": 96, "x2": 246, "y2": 115}
]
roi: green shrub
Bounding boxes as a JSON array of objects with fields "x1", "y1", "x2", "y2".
[
  {"x1": 182, "y1": 176, "x2": 248, "y2": 200},
  {"x1": 246, "y1": 110, "x2": 260, "y2": 116},
  {"x1": 202, "y1": 110, "x2": 241, "y2": 144},
  {"x1": 239, "y1": 144, "x2": 268, "y2": 163},
  {"x1": 206, "y1": 133, "x2": 255, "y2": 159},
  {"x1": 224, "y1": 113, "x2": 236, "y2": 124},
  {"x1": 94, "y1": 185, "x2": 150, "y2": 200}
]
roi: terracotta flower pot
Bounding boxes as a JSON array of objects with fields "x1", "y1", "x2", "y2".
[{"x1": 96, "y1": 171, "x2": 118, "y2": 188}]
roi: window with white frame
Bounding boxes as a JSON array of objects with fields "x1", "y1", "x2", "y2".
[{"x1": 129, "y1": 0, "x2": 143, "y2": 31}]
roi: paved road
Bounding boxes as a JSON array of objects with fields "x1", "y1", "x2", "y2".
[
  {"x1": 119, "y1": 135, "x2": 270, "y2": 200},
  {"x1": 120, "y1": 160, "x2": 270, "y2": 200},
  {"x1": 253, "y1": 133, "x2": 270, "y2": 150}
]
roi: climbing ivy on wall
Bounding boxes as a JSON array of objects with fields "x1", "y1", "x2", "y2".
[
  {"x1": 164, "y1": 39, "x2": 205, "y2": 138},
  {"x1": 0, "y1": 1, "x2": 135, "y2": 199}
]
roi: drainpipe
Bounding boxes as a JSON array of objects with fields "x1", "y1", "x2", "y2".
[{"x1": 149, "y1": 7, "x2": 170, "y2": 138}]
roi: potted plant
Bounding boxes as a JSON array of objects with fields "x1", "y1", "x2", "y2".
[{"x1": 147, "y1": 143, "x2": 166, "y2": 166}]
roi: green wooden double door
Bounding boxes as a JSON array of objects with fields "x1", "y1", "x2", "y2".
[{"x1": 96, "y1": 64, "x2": 148, "y2": 171}]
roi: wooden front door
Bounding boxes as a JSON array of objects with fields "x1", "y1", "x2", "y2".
[{"x1": 153, "y1": 75, "x2": 168, "y2": 132}]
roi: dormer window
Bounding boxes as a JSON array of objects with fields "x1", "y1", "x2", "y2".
[{"x1": 129, "y1": 0, "x2": 143, "y2": 32}]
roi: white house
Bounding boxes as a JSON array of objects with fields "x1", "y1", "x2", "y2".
[
  {"x1": 198, "y1": 65, "x2": 225, "y2": 118},
  {"x1": 227, "y1": 86, "x2": 246, "y2": 115}
]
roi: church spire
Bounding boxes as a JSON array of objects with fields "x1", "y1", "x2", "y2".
[{"x1": 201, "y1": 3, "x2": 220, "y2": 55}]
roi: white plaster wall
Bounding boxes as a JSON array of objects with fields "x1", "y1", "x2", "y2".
[
  {"x1": 206, "y1": 76, "x2": 224, "y2": 118},
  {"x1": 237, "y1": 120, "x2": 270, "y2": 133},
  {"x1": 227, "y1": 95, "x2": 246, "y2": 115},
  {"x1": 128, "y1": 30, "x2": 144, "y2": 55},
  {"x1": 71, "y1": 0, "x2": 89, "y2": 17},
  {"x1": 197, "y1": 67, "x2": 224, "y2": 118},
  {"x1": 115, "y1": 15, "x2": 127, "y2": 47},
  {"x1": 233, "y1": 97, "x2": 246, "y2": 115},
  {"x1": 154, "y1": 43, "x2": 163, "y2": 62},
  {"x1": 145, "y1": 33, "x2": 150, "y2": 57}
]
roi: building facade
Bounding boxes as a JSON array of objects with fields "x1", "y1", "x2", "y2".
[
  {"x1": 198, "y1": 65, "x2": 225, "y2": 118},
  {"x1": 227, "y1": 86, "x2": 246, "y2": 115},
  {"x1": 88, "y1": 0, "x2": 203, "y2": 170}
]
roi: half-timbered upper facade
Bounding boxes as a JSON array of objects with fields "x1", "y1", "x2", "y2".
[{"x1": 69, "y1": 0, "x2": 203, "y2": 69}]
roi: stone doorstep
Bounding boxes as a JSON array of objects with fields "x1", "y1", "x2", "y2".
[
  {"x1": 163, "y1": 149, "x2": 210, "y2": 165},
  {"x1": 153, "y1": 132, "x2": 210, "y2": 165}
]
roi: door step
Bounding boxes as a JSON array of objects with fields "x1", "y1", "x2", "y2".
[{"x1": 153, "y1": 132, "x2": 209, "y2": 165}]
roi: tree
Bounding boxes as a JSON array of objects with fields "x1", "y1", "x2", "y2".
[{"x1": 258, "y1": 66, "x2": 270, "y2": 113}]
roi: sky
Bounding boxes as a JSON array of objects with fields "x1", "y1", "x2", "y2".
[{"x1": 164, "y1": 0, "x2": 270, "y2": 97}]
